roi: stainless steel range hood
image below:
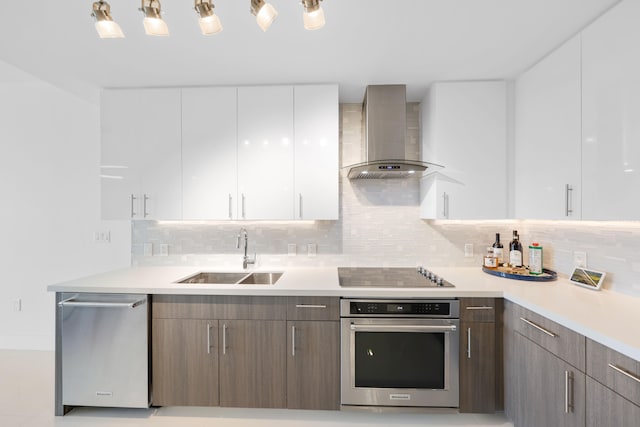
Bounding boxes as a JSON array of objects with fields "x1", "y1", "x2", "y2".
[{"x1": 345, "y1": 84, "x2": 442, "y2": 179}]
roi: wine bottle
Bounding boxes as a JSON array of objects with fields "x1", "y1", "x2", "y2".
[
  {"x1": 492, "y1": 233, "x2": 504, "y2": 265},
  {"x1": 509, "y1": 230, "x2": 523, "y2": 267}
]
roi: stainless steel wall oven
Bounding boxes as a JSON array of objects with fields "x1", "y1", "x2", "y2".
[{"x1": 340, "y1": 299, "x2": 460, "y2": 408}]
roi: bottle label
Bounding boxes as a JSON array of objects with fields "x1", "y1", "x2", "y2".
[
  {"x1": 510, "y1": 250, "x2": 523, "y2": 267},
  {"x1": 493, "y1": 248, "x2": 504, "y2": 264},
  {"x1": 529, "y1": 247, "x2": 543, "y2": 275}
]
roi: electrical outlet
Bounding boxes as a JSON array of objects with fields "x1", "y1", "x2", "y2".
[
  {"x1": 464, "y1": 243, "x2": 474, "y2": 258},
  {"x1": 287, "y1": 244, "x2": 297, "y2": 257},
  {"x1": 573, "y1": 251, "x2": 587, "y2": 268},
  {"x1": 143, "y1": 243, "x2": 153, "y2": 257},
  {"x1": 307, "y1": 243, "x2": 317, "y2": 257},
  {"x1": 159, "y1": 244, "x2": 169, "y2": 257}
]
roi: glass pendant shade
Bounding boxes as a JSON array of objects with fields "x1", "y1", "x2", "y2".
[
  {"x1": 199, "y1": 14, "x2": 223, "y2": 35},
  {"x1": 255, "y1": 2, "x2": 278, "y2": 32},
  {"x1": 95, "y1": 20, "x2": 125, "y2": 38},
  {"x1": 303, "y1": 7, "x2": 325, "y2": 30},
  {"x1": 143, "y1": 17, "x2": 169, "y2": 36},
  {"x1": 92, "y1": 1, "x2": 124, "y2": 38}
]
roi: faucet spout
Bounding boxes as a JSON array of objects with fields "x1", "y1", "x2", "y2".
[{"x1": 237, "y1": 228, "x2": 256, "y2": 269}]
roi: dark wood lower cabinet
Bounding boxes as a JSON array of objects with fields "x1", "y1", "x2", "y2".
[
  {"x1": 586, "y1": 377, "x2": 640, "y2": 427},
  {"x1": 459, "y1": 298, "x2": 502, "y2": 413},
  {"x1": 510, "y1": 331, "x2": 586, "y2": 427},
  {"x1": 286, "y1": 321, "x2": 340, "y2": 410},
  {"x1": 459, "y1": 321, "x2": 496, "y2": 413},
  {"x1": 219, "y1": 320, "x2": 287, "y2": 408},
  {"x1": 152, "y1": 318, "x2": 219, "y2": 406}
]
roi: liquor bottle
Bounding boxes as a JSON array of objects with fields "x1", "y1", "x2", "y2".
[
  {"x1": 509, "y1": 230, "x2": 523, "y2": 267},
  {"x1": 492, "y1": 233, "x2": 504, "y2": 265}
]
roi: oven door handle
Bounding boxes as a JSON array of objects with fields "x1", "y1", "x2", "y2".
[{"x1": 349, "y1": 324, "x2": 457, "y2": 333}]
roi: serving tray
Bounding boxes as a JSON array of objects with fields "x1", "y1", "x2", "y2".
[{"x1": 482, "y1": 266, "x2": 557, "y2": 282}]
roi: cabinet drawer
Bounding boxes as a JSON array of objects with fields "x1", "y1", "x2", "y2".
[
  {"x1": 287, "y1": 297, "x2": 339, "y2": 321},
  {"x1": 586, "y1": 376, "x2": 640, "y2": 427},
  {"x1": 152, "y1": 295, "x2": 286, "y2": 320},
  {"x1": 586, "y1": 338, "x2": 640, "y2": 406},
  {"x1": 460, "y1": 298, "x2": 497, "y2": 322},
  {"x1": 505, "y1": 301, "x2": 585, "y2": 371}
]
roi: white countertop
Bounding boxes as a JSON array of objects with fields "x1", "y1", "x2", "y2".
[{"x1": 48, "y1": 265, "x2": 640, "y2": 361}]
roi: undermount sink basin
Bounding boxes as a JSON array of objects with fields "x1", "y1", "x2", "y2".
[
  {"x1": 177, "y1": 271, "x2": 283, "y2": 285},
  {"x1": 178, "y1": 272, "x2": 249, "y2": 284},
  {"x1": 237, "y1": 272, "x2": 283, "y2": 285}
]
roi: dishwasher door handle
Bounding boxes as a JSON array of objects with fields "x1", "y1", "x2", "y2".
[{"x1": 58, "y1": 298, "x2": 147, "y2": 309}]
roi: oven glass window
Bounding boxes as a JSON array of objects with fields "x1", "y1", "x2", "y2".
[{"x1": 354, "y1": 331, "x2": 445, "y2": 389}]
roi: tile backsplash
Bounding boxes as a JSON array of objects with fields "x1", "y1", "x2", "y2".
[{"x1": 133, "y1": 104, "x2": 640, "y2": 297}]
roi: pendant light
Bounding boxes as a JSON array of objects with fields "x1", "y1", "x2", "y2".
[
  {"x1": 141, "y1": 0, "x2": 169, "y2": 36},
  {"x1": 250, "y1": 0, "x2": 278, "y2": 32},
  {"x1": 91, "y1": 1, "x2": 125, "y2": 38},
  {"x1": 301, "y1": 0, "x2": 325, "y2": 31},
  {"x1": 194, "y1": 0, "x2": 223, "y2": 35}
]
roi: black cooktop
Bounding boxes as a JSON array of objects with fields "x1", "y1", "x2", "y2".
[{"x1": 337, "y1": 267, "x2": 454, "y2": 288}]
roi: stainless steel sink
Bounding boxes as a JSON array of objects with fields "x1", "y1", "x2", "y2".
[
  {"x1": 177, "y1": 271, "x2": 283, "y2": 285},
  {"x1": 178, "y1": 272, "x2": 249, "y2": 284},
  {"x1": 237, "y1": 272, "x2": 283, "y2": 285}
]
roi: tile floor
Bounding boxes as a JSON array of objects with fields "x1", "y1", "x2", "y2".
[{"x1": 0, "y1": 350, "x2": 513, "y2": 427}]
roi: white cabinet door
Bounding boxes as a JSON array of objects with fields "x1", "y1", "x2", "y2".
[
  {"x1": 182, "y1": 87, "x2": 238, "y2": 220},
  {"x1": 514, "y1": 35, "x2": 582, "y2": 220},
  {"x1": 294, "y1": 85, "x2": 339, "y2": 220},
  {"x1": 101, "y1": 89, "x2": 182, "y2": 220},
  {"x1": 582, "y1": 0, "x2": 640, "y2": 220},
  {"x1": 420, "y1": 81, "x2": 507, "y2": 220},
  {"x1": 237, "y1": 86, "x2": 294, "y2": 220}
]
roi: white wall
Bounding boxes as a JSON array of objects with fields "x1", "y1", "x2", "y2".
[{"x1": 0, "y1": 61, "x2": 131, "y2": 350}]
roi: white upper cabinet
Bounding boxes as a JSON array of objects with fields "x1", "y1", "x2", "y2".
[
  {"x1": 514, "y1": 35, "x2": 582, "y2": 220},
  {"x1": 420, "y1": 81, "x2": 507, "y2": 220},
  {"x1": 293, "y1": 85, "x2": 339, "y2": 220},
  {"x1": 237, "y1": 86, "x2": 295, "y2": 220},
  {"x1": 581, "y1": 0, "x2": 640, "y2": 220},
  {"x1": 182, "y1": 87, "x2": 238, "y2": 220},
  {"x1": 101, "y1": 89, "x2": 182, "y2": 220}
]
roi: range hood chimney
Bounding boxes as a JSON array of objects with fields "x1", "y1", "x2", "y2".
[{"x1": 346, "y1": 84, "x2": 442, "y2": 179}]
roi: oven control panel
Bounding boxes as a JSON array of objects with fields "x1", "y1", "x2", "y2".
[{"x1": 342, "y1": 299, "x2": 459, "y2": 318}]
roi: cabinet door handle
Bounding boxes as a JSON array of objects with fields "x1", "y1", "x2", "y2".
[
  {"x1": 222, "y1": 323, "x2": 227, "y2": 355},
  {"x1": 608, "y1": 363, "x2": 640, "y2": 383},
  {"x1": 130, "y1": 194, "x2": 137, "y2": 218},
  {"x1": 519, "y1": 317, "x2": 557, "y2": 338},
  {"x1": 466, "y1": 306, "x2": 494, "y2": 310},
  {"x1": 206, "y1": 323, "x2": 212, "y2": 355},
  {"x1": 295, "y1": 304, "x2": 327, "y2": 309},
  {"x1": 565, "y1": 184, "x2": 573, "y2": 217},
  {"x1": 241, "y1": 193, "x2": 246, "y2": 219},
  {"x1": 565, "y1": 370, "x2": 574, "y2": 413},
  {"x1": 442, "y1": 192, "x2": 449, "y2": 218},
  {"x1": 467, "y1": 327, "x2": 471, "y2": 359},
  {"x1": 143, "y1": 194, "x2": 149, "y2": 218},
  {"x1": 228, "y1": 194, "x2": 233, "y2": 219},
  {"x1": 291, "y1": 325, "x2": 296, "y2": 357},
  {"x1": 299, "y1": 193, "x2": 303, "y2": 219}
]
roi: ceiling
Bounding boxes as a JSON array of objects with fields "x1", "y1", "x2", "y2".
[{"x1": 0, "y1": 0, "x2": 621, "y2": 104}]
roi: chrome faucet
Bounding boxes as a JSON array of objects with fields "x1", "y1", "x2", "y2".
[{"x1": 236, "y1": 228, "x2": 256, "y2": 269}]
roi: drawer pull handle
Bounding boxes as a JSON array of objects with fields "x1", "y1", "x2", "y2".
[
  {"x1": 608, "y1": 363, "x2": 640, "y2": 383},
  {"x1": 466, "y1": 306, "x2": 493, "y2": 310},
  {"x1": 467, "y1": 327, "x2": 471, "y2": 359},
  {"x1": 295, "y1": 304, "x2": 327, "y2": 309},
  {"x1": 519, "y1": 317, "x2": 557, "y2": 338}
]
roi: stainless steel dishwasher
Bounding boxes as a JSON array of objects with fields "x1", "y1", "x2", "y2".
[{"x1": 59, "y1": 293, "x2": 149, "y2": 408}]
